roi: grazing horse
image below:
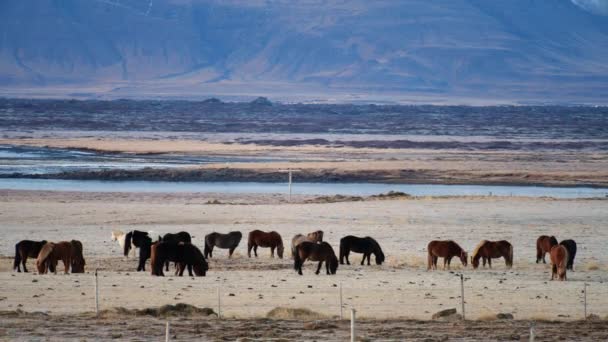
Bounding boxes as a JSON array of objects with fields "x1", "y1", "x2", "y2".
[
  {"x1": 151, "y1": 242, "x2": 208, "y2": 277},
  {"x1": 471, "y1": 240, "x2": 513, "y2": 269},
  {"x1": 536, "y1": 235, "x2": 558, "y2": 263},
  {"x1": 204, "y1": 231, "x2": 242, "y2": 258},
  {"x1": 125, "y1": 230, "x2": 153, "y2": 271},
  {"x1": 13, "y1": 240, "x2": 47, "y2": 272},
  {"x1": 248, "y1": 230, "x2": 284, "y2": 259},
  {"x1": 294, "y1": 241, "x2": 338, "y2": 275},
  {"x1": 111, "y1": 230, "x2": 137, "y2": 258},
  {"x1": 291, "y1": 231, "x2": 324, "y2": 258},
  {"x1": 339, "y1": 235, "x2": 385, "y2": 265},
  {"x1": 36, "y1": 240, "x2": 86, "y2": 274},
  {"x1": 559, "y1": 239, "x2": 577, "y2": 271},
  {"x1": 160, "y1": 231, "x2": 192, "y2": 271},
  {"x1": 550, "y1": 245, "x2": 569, "y2": 281},
  {"x1": 427, "y1": 240, "x2": 468, "y2": 270}
]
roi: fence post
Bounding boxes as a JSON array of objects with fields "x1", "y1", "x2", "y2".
[
  {"x1": 165, "y1": 321, "x2": 170, "y2": 342},
  {"x1": 529, "y1": 322, "x2": 535, "y2": 342},
  {"x1": 350, "y1": 308, "x2": 356, "y2": 342},
  {"x1": 339, "y1": 282, "x2": 343, "y2": 320},
  {"x1": 217, "y1": 285, "x2": 222, "y2": 319},
  {"x1": 460, "y1": 274, "x2": 465, "y2": 321},
  {"x1": 584, "y1": 283, "x2": 588, "y2": 320},
  {"x1": 94, "y1": 268, "x2": 99, "y2": 317}
]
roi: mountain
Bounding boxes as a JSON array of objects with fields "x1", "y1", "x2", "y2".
[{"x1": 1, "y1": 0, "x2": 607, "y2": 103}]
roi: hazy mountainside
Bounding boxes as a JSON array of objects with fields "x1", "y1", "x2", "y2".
[{"x1": 1, "y1": 0, "x2": 607, "y2": 103}]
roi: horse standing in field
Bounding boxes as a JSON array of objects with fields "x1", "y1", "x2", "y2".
[
  {"x1": 291, "y1": 230, "x2": 324, "y2": 258},
  {"x1": 536, "y1": 235, "x2": 558, "y2": 264},
  {"x1": 13, "y1": 240, "x2": 47, "y2": 272},
  {"x1": 248, "y1": 230, "x2": 284, "y2": 258},
  {"x1": 550, "y1": 245, "x2": 569, "y2": 281},
  {"x1": 36, "y1": 240, "x2": 86, "y2": 274},
  {"x1": 471, "y1": 240, "x2": 513, "y2": 269},
  {"x1": 160, "y1": 231, "x2": 192, "y2": 270},
  {"x1": 339, "y1": 235, "x2": 385, "y2": 265},
  {"x1": 151, "y1": 241, "x2": 208, "y2": 277},
  {"x1": 294, "y1": 241, "x2": 338, "y2": 275},
  {"x1": 559, "y1": 239, "x2": 577, "y2": 270},
  {"x1": 427, "y1": 240, "x2": 468, "y2": 270},
  {"x1": 204, "y1": 231, "x2": 242, "y2": 258},
  {"x1": 125, "y1": 230, "x2": 153, "y2": 271}
]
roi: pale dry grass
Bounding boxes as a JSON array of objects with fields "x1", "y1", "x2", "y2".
[
  {"x1": 586, "y1": 261, "x2": 602, "y2": 271},
  {"x1": 266, "y1": 307, "x2": 326, "y2": 320}
]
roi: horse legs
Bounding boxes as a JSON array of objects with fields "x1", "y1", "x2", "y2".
[
  {"x1": 446, "y1": 257, "x2": 453, "y2": 270},
  {"x1": 297, "y1": 258, "x2": 304, "y2": 276},
  {"x1": 345, "y1": 251, "x2": 350, "y2": 265},
  {"x1": 270, "y1": 246, "x2": 275, "y2": 258},
  {"x1": 247, "y1": 243, "x2": 253, "y2": 258},
  {"x1": 360, "y1": 254, "x2": 366, "y2": 266},
  {"x1": 63, "y1": 258, "x2": 70, "y2": 274},
  {"x1": 316, "y1": 261, "x2": 323, "y2": 275},
  {"x1": 253, "y1": 245, "x2": 258, "y2": 257},
  {"x1": 488, "y1": 258, "x2": 492, "y2": 269},
  {"x1": 367, "y1": 253, "x2": 371, "y2": 265},
  {"x1": 551, "y1": 264, "x2": 557, "y2": 280},
  {"x1": 229, "y1": 246, "x2": 236, "y2": 258},
  {"x1": 21, "y1": 255, "x2": 27, "y2": 273}
]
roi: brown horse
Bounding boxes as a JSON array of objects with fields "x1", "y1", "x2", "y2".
[
  {"x1": 427, "y1": 240, "x2": 468, "y2": 270},
  {"x1": 294, "y1": 241, "x2": 338, "y2": 275},
  {"x1": 14, "y1": 240, "x2": 47, "y2": 272},
  {"x1": 248, "y1": 230, "x2": 284, "y2": 258},
  {"x1": 536, "y1": 235, "x2": 558, "y2": 264},
  {"x1": 291, "y1": 230, "x2": 324, "y2": 258},
  {"x1": 36, "y1": 241, "x2": 86, "y2": 274},
  {"x1": 550, "y1": 245, "x2": 569, "y2": 281},
  {"x1": 471, "y1": 240, "x2": 513, "y2": 269}
]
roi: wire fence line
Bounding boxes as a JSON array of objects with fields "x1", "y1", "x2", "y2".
[{"x1": 91, "y1": 271, "x2": 608, "y2": 320}]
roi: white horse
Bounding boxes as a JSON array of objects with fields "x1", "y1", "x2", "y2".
[{"x1": 111, "y1": 230, "x2": 137, "y2": 258}]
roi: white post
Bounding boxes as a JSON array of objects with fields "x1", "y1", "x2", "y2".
[
  {"x1": 529, "y1": 322, "x2": 535, "y2": 342},
  {"x1": 217, "y1": 285, "x2": 222, "y2": 319},
  {"x1": 460, "y1": 274, "x2": 465, "y2": 320},
  {"x1": 584, "y1": 283, "x2": 588, "y2": 319},
  {"x1": 165, "y1": 321, "x2": 170, "y2": 342},
  {"x1": 288, "y1": 170, "x2": 293, "y2": 201},
  {"x1": 350, "y1": 308, "x2": 356, "y2": 342},
  {"x1": 339, "y1": 282, "x2": 343, "y2": 320},
  {"x1": 95, "y1": 269, "x2": 99, "y2": 317}
]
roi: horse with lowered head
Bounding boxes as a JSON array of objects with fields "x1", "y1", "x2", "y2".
[
  {"x1": 550, "y1": 245, "x2": 569, "y2": 281},
  {"x1": 427, "y1": 240, "x2": 468, "y2": 270},
  {"x1": 248, "y1": 230, "x2": 284, "y2": 259},
  {"x1": 291, "y1": 230, "x2": 324, "y2": 258},
  {"x1": 204, "y1": 231, "x2": 242, "y2": 258},
  {"x1": 536, "y1": 235, "x2": 558, "y2": 264},
  {"x1": 294, "y1": 241, "x2": 338, "y2": 275},
  {"x1": 14, "y1": 240, "x2": 47, "y2": 272},
  {"x1": 151, "y1": 241, "x2": 208, "y2": 277},
  {"x1": 36, "y1": 240, "x2": 86, "y2": 274},
  {"x1": 339, "y1": 235, "x2": 385, "y2": 265},
  {"x1": 471, "y1": 240, "x2": 513, "y2": 269}
]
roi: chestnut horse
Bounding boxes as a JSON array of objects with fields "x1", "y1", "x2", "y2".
[
  {"x1": 471, "y1": 240, "x2": 513, "y2": 269},
  {"x1": 291, "y1": 230, "x2": 324, "y2": 258},
  {"x1": 13, "y1": 240, "x2": 47, "y2": 272},
  {"x1": 204, "y1": 231, "x2": 242, "y2": 258},
  {"x1": 536, "y1": 235, "x2": 558, "y2": 263},
  {"x1": 559, "y1": 239, "x2": 577, "y2": 270},
  {"x1": 36, "y1": 240, "x2": 86, "y2": 274},
  {"x1": 294, "y1": 241, "x2": 338, "y2": 275},
  {"x1": 427, "y1": 240, "x2": 468, "y2": 270},
  {"x1": 151, "y1": 241, "x2": 208, "y2": 277},
  {"x1": 248, "y1": 230, "x2": 284, "y2": 258},
  {"x1": 550, "y1": 245, "x2": 569, "y2": 281}
]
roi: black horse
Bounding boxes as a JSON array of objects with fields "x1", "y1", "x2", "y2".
[
  {"x1": 159, "y1": 231, "x2": 192, "y2": 270},
  {"x1": 151, "y1": 242, "x2": 208, "y2": 277},
  {"x1": 124, "y1": 230, "x2": 153, "y2": 271},
  {"x1": 339, "y1": 235, "x2": 385, "y2": 265},
  {"x1": 204, "y1": 231, "x2": 242, "y2": 258},
  {"x1": 559, "y1": 239, "x2": 577, "y2": 270},
  {"x1": 14, "y1": 240, "x2": 47, "y2": 272}
]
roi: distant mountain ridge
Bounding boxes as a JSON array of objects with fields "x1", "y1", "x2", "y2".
[{"x1": 1, "y1": 0, "x2": 607, "y2": 103}]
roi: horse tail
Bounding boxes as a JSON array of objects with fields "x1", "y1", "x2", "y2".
[
  {"x1": 508, "y1": 243, "x2": 514, "y2": 268},
  {"x1": 124, "y1": 231, "x2": 133, "y2": 257},
  {"x1": 204, "y1": 236, "x2": 212, "y2": 258},
  {"x1": 293, "y1": 245, "x2": 302, "y2": 271},
  {"x1": 13, "y1": 242, "x2": 21, "y2": 271}
]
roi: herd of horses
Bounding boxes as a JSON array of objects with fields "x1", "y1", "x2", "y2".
[{"x1": 13, "y1": 230, "x2": 577, "y2": 281}]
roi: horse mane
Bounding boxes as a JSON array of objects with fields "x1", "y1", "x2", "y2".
[
  {"x1": 472, "y1": 240, "x2": 489, "y2": 259},
  {"x1": 36, "y1": 242, "x2": 54, "y2": 271}
]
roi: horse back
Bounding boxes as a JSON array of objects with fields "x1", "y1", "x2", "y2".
[
  {"x1": 428, "y1": 240, "x2": 462, "y2": 257},
  {"x1": 550, "y1": 245, "x2": 568, "y2": 266}
]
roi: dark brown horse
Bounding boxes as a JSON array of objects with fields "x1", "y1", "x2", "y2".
[
  {"x1": 559, "y1": 239, "x2": 577, "y2": 270},
  {"x1": 536, "y1": 235, "x2": 558, "y2": 264},
  {"x1": 151, "y1": 241, "x2": 208, "y2": 277},
  {"x1": 339, "y1": 235, "x2": 385, "y2": 265},
  {"x1": 550, "y1": 245, "x2": 569, "y2": 281},
  {"x1": 427, "y1": 240, "x2": 468, "y2": 270},
  {"x1": 125, "y1": 230, "x2": 153, "y2": 271},
  {"x1": 294, "y1": 241, "x2": 338, "y2": 275},
  {"x1": 471, "y1": 240, "x2": 513, "y2": 269},
  {"x1": 204, "y1": 231, "x2": 242, "y2": 258},
  {"x1": 248, "y1": 230, "x2": 284, "y2": 258},
  {"x1": 13, "y1": 240, "x2": 47, "y2": 272},
  {"x1": 36, "y1": 240, "x2": 86, "y2": 274}
]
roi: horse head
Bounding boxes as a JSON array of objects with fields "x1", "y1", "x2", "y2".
[
  {"x1": 471, "y1": 255, "x2": 479, "y2": 269},
  {"x1": 460, "y1": 251, "x2": 468, "y2": 267},
  {"x1": 329, "y1": 254, "x2": 339, "y2": 274},
  {"x1": 277, "y1": 243, "x2": 284, "y2": 259},
  {"x1": 374, "y1": 244, "x2": 385, "y2": 265}
]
